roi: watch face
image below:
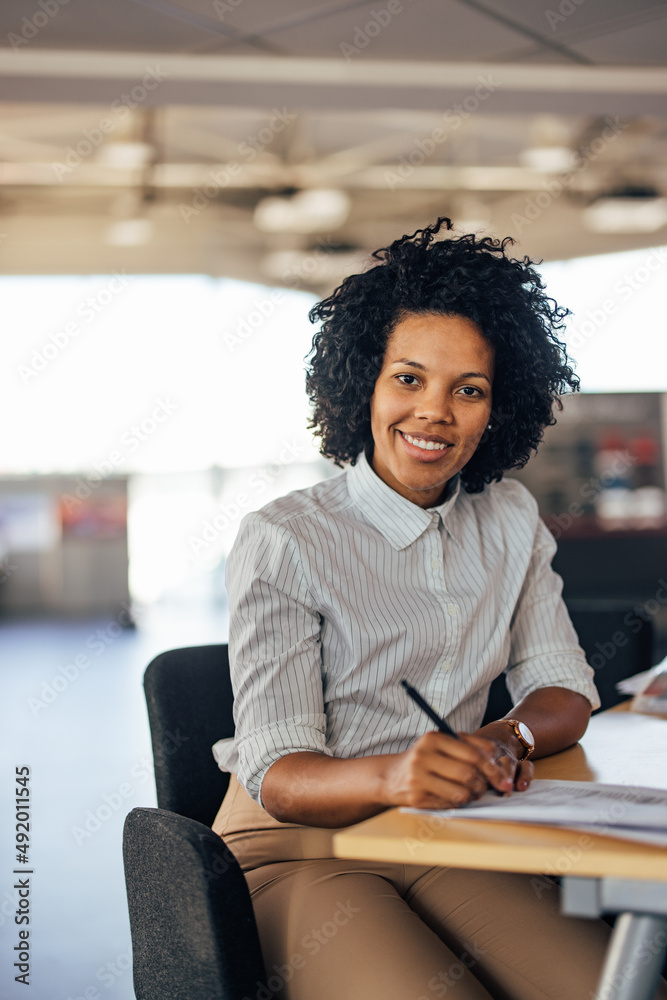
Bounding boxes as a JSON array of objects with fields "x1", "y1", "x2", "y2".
[{"x1": 517, "y1": 721, "x2": 534, "y2": 747}]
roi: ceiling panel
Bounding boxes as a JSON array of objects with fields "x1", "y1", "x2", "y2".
[
  {"x1": 569, "y1": 16, "x2": 667, "y2": 65},
  {"x1": 265, "y1": 0, "x2": 538, "y2": 63},
  {"x1": 0, "y1": 0, "x2": 665, "y2": 278}
]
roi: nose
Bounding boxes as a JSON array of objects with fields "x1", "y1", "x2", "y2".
[{"x1": 414, "y1": 389, "x2": 454, "y2": 424}]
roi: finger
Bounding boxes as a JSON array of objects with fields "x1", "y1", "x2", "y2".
[
  {"x1": 514, "y1": 759, "x2": 534, "y2": 792},
  {"x1": 415, "y1": 732, "x2": 498, "y2": 782},
  {"x1": 415, "y1": 772, "x2": 480, "y2": 809},
  {"x1": 407, "y1": 739, "x2": 492, "y2": 804},
  {"x1": 425, "y1": 754, "x2": 489, "y2": 795},
  {"x1": 459, "y1": 734, "x2": 516, "y2": 793}
]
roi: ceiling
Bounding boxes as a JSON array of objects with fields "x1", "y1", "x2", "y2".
[{"x1": 1, "y1": 0, "x2": 666, "y2": 288}]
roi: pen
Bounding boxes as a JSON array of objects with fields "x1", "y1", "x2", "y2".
[{"x1": 400, "y1": 680, "x2": 461, "y2": 739}]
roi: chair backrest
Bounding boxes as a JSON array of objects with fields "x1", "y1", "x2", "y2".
[
  {"x1": 482, "y1": 602, "x2": 654, "y2": 726},
  {"x1": 123, "y1": 806, "x2": 266, "y2": 1000},
  {"x1": 143, "y1": 644, "x2": 232, "y2": 827}
]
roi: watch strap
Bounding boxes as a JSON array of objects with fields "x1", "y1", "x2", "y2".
[{"x1": 502, "y1": 718, "x2": 535, "y2": 760}]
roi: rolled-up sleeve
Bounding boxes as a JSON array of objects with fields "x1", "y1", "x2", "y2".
[
  {"x1": 223, "y1": 512, "x2": 332, "y2": 806},
  {"x1": 505, "y1": 516, "x2": 601, "y2": 711}
]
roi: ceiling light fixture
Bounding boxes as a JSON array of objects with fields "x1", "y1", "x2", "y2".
[
  {"x1": 254, "y1": 188, "x2": 351, "y2": 234},
  {"x1": 103, "y1": 218, "x2": 154, "y2": 246},
  {"x1": 583, "y1": 186, "x2": 667, "y2": 234},
  {"x1": 520, "y1": 146, "x2": 575, "y2": 172},
  {"x1": 96, "y1": 141, "x2": 154, "y2": 169}
]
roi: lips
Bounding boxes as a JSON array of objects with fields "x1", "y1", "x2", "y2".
[{"x1": 398, "y1": 430, "x2": 454, "y2": 461}]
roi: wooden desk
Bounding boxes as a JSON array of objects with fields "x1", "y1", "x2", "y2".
[
  {"x1": 333, "y1": 707, "x2": 667, "y2": 1000},
  {"x1": 334, "y1": 707, "x2": 667, "y2": 880}
]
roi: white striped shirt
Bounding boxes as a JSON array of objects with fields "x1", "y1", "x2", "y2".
[{"x1": 213, "y1": 451, "x2": 600, "y2": 805}]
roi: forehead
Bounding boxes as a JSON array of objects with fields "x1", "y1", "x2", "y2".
[{"x1": 384, "y1": 312, "x2": 494, "y2": 370}]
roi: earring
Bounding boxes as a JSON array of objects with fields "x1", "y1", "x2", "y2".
[{"x1": 487, "y1": 422, "x2": 492, "y2": 430}]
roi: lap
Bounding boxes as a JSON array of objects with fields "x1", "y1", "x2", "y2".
[
  {"x1": 244, "y1": 859, "x2": 614, "y2": 1000},
  {"x1": 245, "y1": 859, "x2": 493, "y2": 1000}
]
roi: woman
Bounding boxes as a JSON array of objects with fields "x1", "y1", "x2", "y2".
[{"x1": 212, "y1": 218, "x2": 615, "y2": 1000}]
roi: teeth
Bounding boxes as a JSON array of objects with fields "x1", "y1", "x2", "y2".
[{"x1": 403, "y1": 433, "x2": 447, "y2": 451}]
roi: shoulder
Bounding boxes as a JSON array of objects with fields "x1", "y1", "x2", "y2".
[
  {"x1": 464, "y1": 476, "x2": 539, "y2": 521},
  {"x1": 459, "y1": 477, "x2": 545, "y2": 549},
  {"x1": 249, "y1": 468, "x2": 351, "y2": 530},
  {"x1": 232, "y1": 468, "x2": 352, "y2": 550},
  {"x1": 227, "y1": 470, "x2": 354, "y2": 595}
]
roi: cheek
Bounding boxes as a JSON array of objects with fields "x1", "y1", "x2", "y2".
[
  {"x1": 465, "y1": 411, "x2": 491, "y2": 447},
  {"x1": 370, "y1": 385, "x2": 396, "y2": 429}
]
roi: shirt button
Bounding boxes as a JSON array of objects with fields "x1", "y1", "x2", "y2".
[
  {"x1": 447, "y1": 604, "x2": 459, "y2": 616},
  {"x1": 431, "y1": 558, "x2": 441, "y2": 570},
  {"x1": 440, "y1": 660, "x2": 452, "y2": 671}
]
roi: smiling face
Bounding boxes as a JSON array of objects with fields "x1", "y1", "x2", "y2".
[{"x1": 369, "y1": 312, "x2": 494, "y2": 507}]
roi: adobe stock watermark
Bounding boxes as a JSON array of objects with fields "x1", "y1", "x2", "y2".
[
  {"x1": 64, "y1": 948, "x2": 133, "y2": 1000},
  {"x1": 224, "y1": 288, "x2": 286, "y2": 352},
  {"x1": 546, "y1": 449, "x2": 636, "y2": 541},
  {"x1": 546, "y1": 0, "x2": 586, "y2": 31},
  {"x1": 189, "y1": 438, "x2": 309, "y2": 556},
  {"x1": 403, "y1": 811, "x2": 450, "y2": 858},
  {"x1": 566, "y1": 246, "x2": 667, "y2": 351},
  {"x1": 213, "y1": 0, "x2": 244, "y2": 19},
  {"x1": 511, "y1": 116, "x2": 628, "y2": 235},
  {"x1": 26, "y1": 602, "x2": 145, "y2": 717},
  {"x1": 417, "y1": 942, "x2": 488, "y2": 999},
  {"x1": 224, "y1": 239, "x2": 340, "y2": 351},
  {"x1": 530, "y1": 791, "x2": 643, "y2": 899},
  {"x1": 7, "y1": 0, "x2": 70, "y2": 51},
  {"x1": 340, "y1": 0, "x2": 417, "y2": 62},
  {"x1": 384, "y1": 75, "x2": 501, "y2": 191},
  {"x1": 241, "y1": 899, "x2": 360, "y2": 1000},
  {"x1": 51, "y1": 67, "x2": 168, "y2": 180},
  {"x1": 581, "y1": 579, "x2": 667, "y2": 676},
  {"x1": 588, "y1": 927, "x2": 667, "y2": 1000},
  {"x1": 70, "y1": 743, "x2": 188, "y2": 846},
  {"x1": 60, "y1": 396, "x2": 179, "y2": 511},
  {"x1": 17, "y1": 271, "x2": 132, "y2": 385},
  {"x1": 178, "y1": 107, "x2": 297, "y2": 224}
]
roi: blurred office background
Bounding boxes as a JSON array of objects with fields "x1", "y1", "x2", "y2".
[{"x1": 1, "y1": 2, "x2": 667, "y2": 997}]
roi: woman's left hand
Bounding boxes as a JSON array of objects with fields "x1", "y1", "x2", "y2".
[{"x1": 464, "y1": 731, "x2": 534, "y2": 794}]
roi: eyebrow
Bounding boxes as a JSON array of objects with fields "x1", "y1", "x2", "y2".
[{"x1": 390, "y1": 359, "x2": 491, "y2": 383}]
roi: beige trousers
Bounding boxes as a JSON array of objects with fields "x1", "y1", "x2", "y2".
[{"x1": 212, "y1": 775, "x2": 660, "y2": 1000}]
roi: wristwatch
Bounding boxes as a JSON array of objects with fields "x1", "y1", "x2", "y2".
[{"x1": 502, "y1": 719, "x2": 535, "y2": 760}]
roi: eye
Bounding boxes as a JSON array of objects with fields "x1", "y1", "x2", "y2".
[
  {"x1": 396, "y1": 373, "x2": 420, "y2": 386},
  {"x1": 458, "y1": 385, "x2": 483, "y2": 397}
]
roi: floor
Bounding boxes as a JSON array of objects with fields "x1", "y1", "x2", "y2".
[{"x1": 1, "y1": 598, "x2": 229, "y2": 1000}]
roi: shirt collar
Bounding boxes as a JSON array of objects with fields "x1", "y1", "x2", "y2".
[{"x1": 347, "y1": 450, "x2": 461, "y2": 550}]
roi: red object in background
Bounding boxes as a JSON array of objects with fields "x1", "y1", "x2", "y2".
[
  {"x1": 60, "y1": 493, "x2": 127, "y2": 539},
  {"x1": 630, "y1": 433, "x2": 660, "y2": 465}
]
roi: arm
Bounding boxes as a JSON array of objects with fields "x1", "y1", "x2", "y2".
[
  {"x1": 262, "y1": 731, "x2": 517, "y2": 828},
  {"x1": 471, "y1": 496, "x2": 599, "y2": 791},
  {"x1": 262, "y1": 685, "x2": 591, "y2": 827},
  {"x1": 478, "y1": 685, "x2": 592, "y2": 760},
  {"x1": 473, "y1": 685, "x2": 592, "y2": 792}
]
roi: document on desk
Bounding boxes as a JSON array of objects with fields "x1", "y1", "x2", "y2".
[{"x1": 402, "y1": 780, "x2": 667, "y2": 847}]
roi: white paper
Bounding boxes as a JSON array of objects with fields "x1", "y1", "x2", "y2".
[{"x1": 402, "y1": 779, "x2": 667, "y2": 837}]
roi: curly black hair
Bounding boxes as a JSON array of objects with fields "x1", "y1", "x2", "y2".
[{"x1": 306, "y1": 217, "x2": 578, "y2": 493}]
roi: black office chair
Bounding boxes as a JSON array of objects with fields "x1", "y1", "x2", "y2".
[
  {"x1": 122, "y1": 645, "x2": 266, "y2": 1000},
  {"x1": 124, "y1": 608, "x2": 654, "y2": 999}
]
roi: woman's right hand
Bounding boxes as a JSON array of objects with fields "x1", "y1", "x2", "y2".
[{"x1": 379, "y1": 730, "x2": 516, "y2": 810}]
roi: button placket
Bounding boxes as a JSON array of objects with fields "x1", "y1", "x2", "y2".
[{"x1": 430, "y1": 513, "x2": 460, "y2": 700}]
